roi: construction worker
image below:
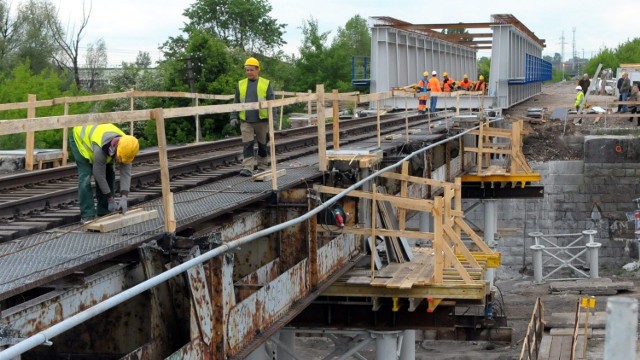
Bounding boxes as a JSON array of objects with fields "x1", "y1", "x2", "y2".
[
  {"x1": 230, "y1": 57, "x2": 276, "y2": 176},
  {"x1": 474, "y1": 75, "x2": 487, "y2": 94},
  {"x1": 416, "y1": 71, "x2": 429, "y2": 114},
  {"x1": 574, "y1": 85, "x2": 585, "y2": 113},
  {"x1": 459, "y1": 74, "x2": 473, "y2": 91},
  {"x1": 427, "y1": 70, "x2": 441, "y2": 112},
  {"x1": 441, "y1": 72, "x2": 455, "y2": 92},
  {"x1": 69, "y1": 124, "x2": 140, "y2": 223}
]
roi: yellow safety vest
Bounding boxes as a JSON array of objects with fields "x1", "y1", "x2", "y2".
[
  {"x1": 73, "y1": 124, "x2": 125, "y2": 163},
  {"x1": 238, "y1": 77, "x2": 270, "y2": 120}
]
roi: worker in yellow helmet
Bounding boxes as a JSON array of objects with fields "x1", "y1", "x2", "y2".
[
  {"x1": 230, "y1": 57, "x2": 276, "y2": 177},
  {"x1": 416, "y1": 71, "x2": 430, "y2": 114},
  {"x1": 474, "y1": 74, "x2": 487, "y2": 94},
  {"x1": 69, "y1": 124, "x2": 140, "y2": 223},
  {"x1": 441, "y1": 72, "x2": 455, "y2": 92},
  {"x1": 459, "y1": 74, "x2": 473, "y2": 91}
]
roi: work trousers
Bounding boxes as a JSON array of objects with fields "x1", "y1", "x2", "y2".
[
  {"x1": 69, "y1": 135, "x2": 115, "y2": 219},
  {"x1": 240, "y1": 121, "x2": 269, "y2": 170},
  {"x1": 429, "y1": 95, "x2": 438, "y2": 113}
]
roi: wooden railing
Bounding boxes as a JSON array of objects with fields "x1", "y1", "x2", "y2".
[{"x1": 520, "y1": 297, "x2": 545, "y2": 360}]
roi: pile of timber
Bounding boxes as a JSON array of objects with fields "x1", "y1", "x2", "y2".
[{"x1": 549, "y1": 278, "x2": 633, "y2": 296}]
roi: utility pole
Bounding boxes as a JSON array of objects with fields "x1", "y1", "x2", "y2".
[
  {"x1": 559, "y1": 31, "x2": 567, "y2": 80},
  {"x1": 572, "y1": 27, "x2": 576, "y2": 72}
]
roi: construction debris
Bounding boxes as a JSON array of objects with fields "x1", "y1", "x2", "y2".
[{"x1": 548, "y1": 278, "x2": 634, "y2": 295}]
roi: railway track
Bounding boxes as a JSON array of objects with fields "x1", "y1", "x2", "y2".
[{"x1": 0, "y1": 111, "x2": 440, "y2": 241}]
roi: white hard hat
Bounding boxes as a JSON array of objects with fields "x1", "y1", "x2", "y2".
[
  {"x1": 575, "y1": 86, "x2": 582, "y2": 90},
  {"x1": 431, "y1": 70, "x2": 437, "y2": 75}
]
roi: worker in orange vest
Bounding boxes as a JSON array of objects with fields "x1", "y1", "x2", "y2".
[
  {"x1": 473, "y1": 75, "x2": 487, "y2": 94},
  {"x1": 416, "y1": 71, "x2": 429, "y2": 114},
  {"x1": 442, "y1": 72, "x2": 455, "y2": 92},
  {"x1": 427, "y1": 70, "x2": 441, "y2": 112},
  {"x1": 459, "y1": 74, "x2": 473, "y2": 91}
]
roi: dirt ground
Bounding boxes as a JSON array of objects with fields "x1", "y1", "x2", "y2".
[{"x1": 290, "y1": 82, "x2": 640, "y2": 359}]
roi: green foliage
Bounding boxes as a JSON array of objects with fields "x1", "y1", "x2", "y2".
[
  {"x1": 0, "y1": 61, "x2": 89, "y2": 150},
  {"x1": 477, "y1": 57, "x2": 490, "y2": 81},
  {"x1": 585, "y1": 38, "x2": 640, "y2": 76},
  {"x1": 182, "y1": 0, "x2": 285, "y2": 55}
]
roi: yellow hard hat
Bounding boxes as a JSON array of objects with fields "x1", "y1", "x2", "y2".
[
  {"x1": 423, "y1": 71, "x2": 429, "y2": 77},
  {"x1": 443, "y1": 72, "x2": 448, "y2": 77},
  {"x1": 116, "y1": 135, "x2": 139, "y2": 164},
  {"x1": 463, "y1": 74, "x2": 468, "y2": 78},
  {"x1": 244, "y1": 57, "x2": 260, "y2": 70},
  {"x1": 479, "y1": 75, "x2": 485, "y2": 81}
]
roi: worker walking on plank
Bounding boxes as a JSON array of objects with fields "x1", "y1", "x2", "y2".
[
  {"x1": 427, "y1": 70, "x2": 441, "y2": 113},
  {"x1": 417, "y1": 71, "x2": 429, "y2": 114},
  {"x1": 69, "y1": 124, "x2": 139, "y2": 223},
  {"x1": 230, "y1": 57, "x2": 276, "y2": 177}
]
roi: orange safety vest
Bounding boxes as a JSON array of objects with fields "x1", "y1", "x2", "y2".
[
  {"x1": 427, "y1": 76, "x2": 441, "y2": 93},
  {"x1": 474, "y1": 81, "x2": 486, "y2": 93},
  {"x1": 459, "y1": 79, "x2": 473, "y2": 90},
  {"x1": 442, "y1": 77, "x2": 455, "y2": 92}
]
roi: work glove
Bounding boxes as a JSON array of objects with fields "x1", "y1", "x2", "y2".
[
  {"x1": 107, "y1": 197, "x2": 117, "y2": 212},
  {"x1": 116, "y1": 196, "x2": 128, "y2": 214},
  {"x1": 230, "y1": 118, "x2": 239, "y2": 127}
]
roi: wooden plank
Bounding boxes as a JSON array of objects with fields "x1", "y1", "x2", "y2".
[
  {"x1": 548, "y1": 336, "x2": 565, "y2": 360},
  {"x1": 384, "y1": 134, "x2": 403, "y2": 140},
  {"x1": 317, "y1": 84, "x2": 327, "y2": 172},
  {"x1": 538, "y1": 335, "x2": 552, "y2": 359},
  {"x1": 25, "y1": 94, "x2": 36, "y2": 171},
  {"x1": 252, "y1": 168, "x2": 286, "y2": 182},
  {"x1": 332, "y1": 89, "x2": 340, "y2": 150},
  {"x1": 317, "y1": 185, "x2": 434, "y2": 212},
  {"x1": 83, "y1": 209, "x2": 159, "y2": 232},
  {"x1": 152, "y1": 109, "x2": 176, "y2": 233},
  {"x1": 267, "y1": 102, "x2": 278, "y2": 190}
]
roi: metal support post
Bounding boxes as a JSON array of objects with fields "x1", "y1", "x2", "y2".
[
  {"x1": 419, "y1": 210, "x2": 433, "y2": 233},
  {"x1": 277, "y1": 331, "x2": 297, "y2": 360},
  {"x1": 370, "y1": 331, "x2": 402, "y2": 360},
  {"x1": 583, "y1": 230, "x2": 600, "y2": 278},
  {"x1": 399, "y1": 330, "x2": 415, "y2": 360},
  {"x1": 530, "y1": 244, "x2": 545, "y2": 284},
  {"x1": 483, "y1": 200, "x2": 497, "y2": 285},
  {"x1": 604, "y1": 297, "x2": 638, "y2": 360}
]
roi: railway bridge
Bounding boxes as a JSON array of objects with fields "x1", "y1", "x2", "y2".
[{"x1": 0, "y1": 14, "x2": 547, "y2": 360}]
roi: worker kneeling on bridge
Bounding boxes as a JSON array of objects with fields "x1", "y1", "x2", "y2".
[
  {"x1": 69, "y1": 124, "x2": 140, "y2": 223},
  {"x1": 230, "y1": 57, "x2": 276, "y2": 177}
]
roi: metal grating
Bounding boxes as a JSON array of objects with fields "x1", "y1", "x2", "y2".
[{"x1": 0, "y1": 156, "x2": 322, "y2": 300}]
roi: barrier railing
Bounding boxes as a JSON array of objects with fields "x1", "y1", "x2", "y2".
[
  {"x1": 519, "y1": 297, "x2": 545, "y2": 360},
  {"x1": 529, "y1": 230, "x2": 601, "y2": 283}
]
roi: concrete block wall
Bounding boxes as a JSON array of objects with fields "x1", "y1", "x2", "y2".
[{"x1": 463, "y1": 152, "x2": 640, "y2": 269}]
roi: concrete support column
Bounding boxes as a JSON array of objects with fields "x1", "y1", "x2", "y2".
[
  {"x1": 483, "y1": 200, "x2": 497, "y2": 285},
  {"x1": 604, "y1": 297, "x2": 638, "y2": 360},
  {"x1": 399, "y1": 330, "x2": 415, "y2": 360},
  {"x1": 530, "y1": 244, "x2": 545, "y2": 284},
  {"x1": 582, "y1": 230, "x2": 600, "y2": 278},
  {"x1": 370, "y1": 331, "x2": 402, "y2": 360},
  {"x1": 277, "y1": 331, "x2": 296, "y2": 360},
  {"x1": 245, "y1": 343, "x2": 268, "y2": 360}
]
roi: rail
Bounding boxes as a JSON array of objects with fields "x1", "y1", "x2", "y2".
[
  {"x1": 0, "y1": 113, "x2": 500, "y2": 360},
  {"x1": 519, "y1": 297, "x2": 545, "y2": 360},
  {"x1": 529, "y1": 230, "x2": 601, "y2": 283}
]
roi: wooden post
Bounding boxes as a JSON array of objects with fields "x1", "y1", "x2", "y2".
[
  {"x1": 398, "y1": 161, "x2": 409, "y2": 231},
  {"x1": 152, "y1": 109, "x2": 176, "y2": 233},
  {"x1": 267, "y1": 102, "x2": 278, "y2": 191},
  {"x1": 25, "y1": 94, "x2": 36, "y2": 171},
  {"x1": 278, "y1": 92, "x2": 285, "y2": 131},
  {"x1": 316, "y1": 84, "x2": 327, "y2": 171},
  {"x1": 194, "y1": 96, "x2": 200, "y2": 143},
  {"x1": 477, "y1": 119, "x2": 484, "y2": 175},
  {"x1": 370, "y1": 184, "x2": 377, "y2": 281},
  {"x1": 433, "y1": 197, "x2": 444, "y2": 284},
  {"x1": 307, "y1": 89, "x2": 312, "y2": 118},
  {"x1": 332, "y1": 89, "x2": 340, "y2": 150},
  {"x1": 62, "y1": 100, "x2": 69, "y2": 166},
  {"x1": 454, "y1": 177, "x2": 462, "y2": 239},
  {"x1": 129, "y1": 89, "x2": 135, "y2": 135},
  {"x1": 376, "y1": 100, "x2": 381, "y2": 148}
]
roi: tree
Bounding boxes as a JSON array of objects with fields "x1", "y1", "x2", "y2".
[
  {"x1": 477, "y1": 56, "x2": 490, "y2": 80},
  {"x1": 135, "y1": 51, "x2": 152, "y2": 68},
  {"x1": 292, "y1": 17, "x2": 330, "y2": 91},
  {"x1": 182, "y1": 0, "x2": 285, "y2": 55},
  {"x1": 48, "y1": 0, "x2": 91, "y2": 87},
  {"x1": 84, "y1": 38, "x2": 107, "y2": 91}
]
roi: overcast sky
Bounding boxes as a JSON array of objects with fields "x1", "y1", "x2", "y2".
[{"x1": 56, "y1": 0, "x2": 637, "y2": 67}]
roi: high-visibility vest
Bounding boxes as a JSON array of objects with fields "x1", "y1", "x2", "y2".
[
  {"x1": 474, "y1": 81, "x2": 486, "y2": 92},
  {"x1": 73, "y1": 124, "x2": 125, "y2": 164},
  {"x1": 574, "y1": 91, "x2": 585, "y2": 107},
  {"x1": 238, "y1": 77, "x2": 270, "y2": 120},
  {"x1": 459, "y1": 79, "x2": 472, "y2": 90},
  {"x1": 428, "y1": 77, "x2": 441, "y2": 93},
  {"x1": 443, "y1": 78, "x2": 455, "y2": 92}
]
